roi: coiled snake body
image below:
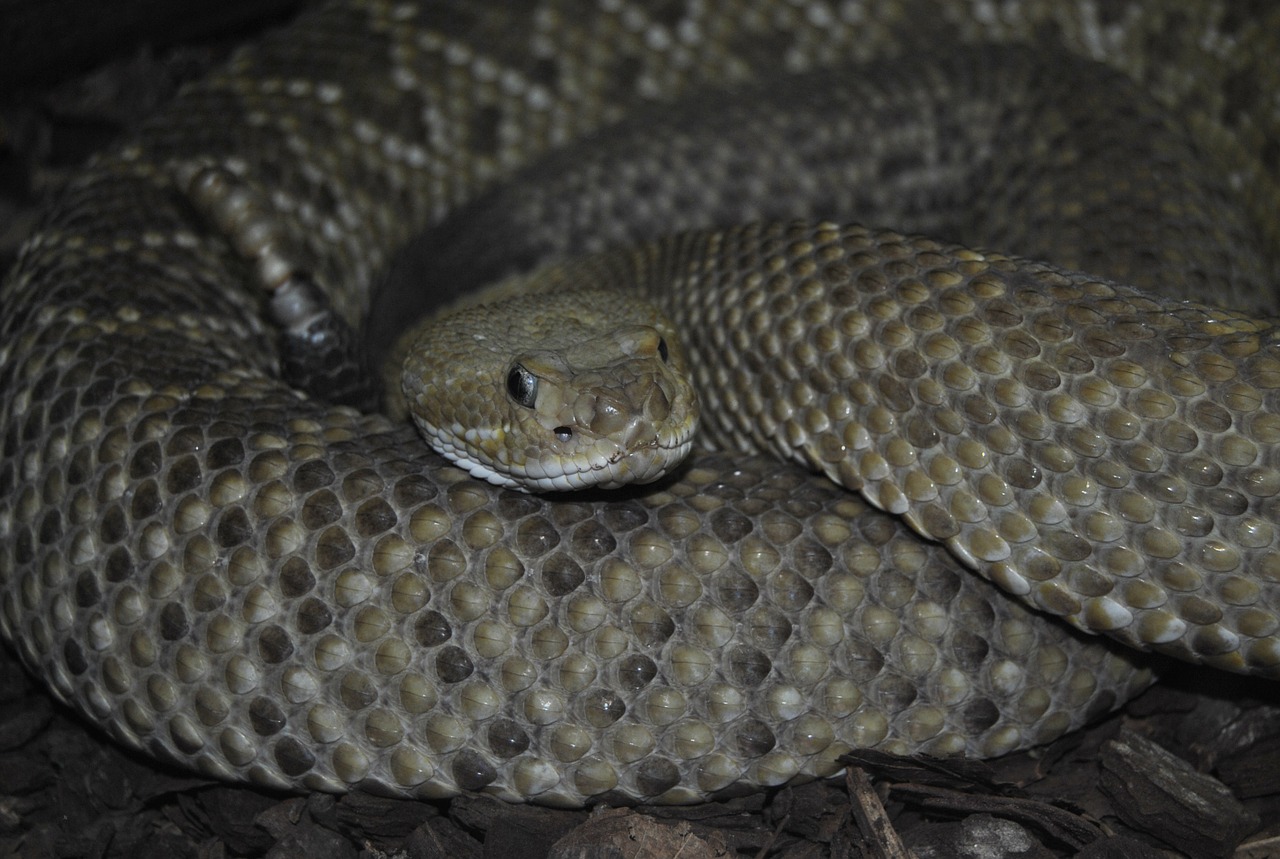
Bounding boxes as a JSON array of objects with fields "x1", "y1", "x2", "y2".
[{"x1": 1, "y1": 0, "x2": 1279, "y2": 806}]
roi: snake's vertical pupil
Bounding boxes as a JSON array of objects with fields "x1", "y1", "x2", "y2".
[
  {"x1": 507, "y1": 364, "x2": 539, "y2": 407},
  {"x1": 658, "y1": 337, "x2": 669, "y2": 363}
]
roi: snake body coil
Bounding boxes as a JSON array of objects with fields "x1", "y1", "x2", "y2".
[{"x1": 1, "y1": 0, "x2": 1278, "y2": 806}]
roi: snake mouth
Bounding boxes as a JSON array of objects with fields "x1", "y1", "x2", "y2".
[
  {"x1": 507, "y1": 433, "x2": 695, "y2": 492},
  {"x1": 416, "y1": 417, "x2": 695, "y2": 493},
  {"x1": 579, "y1": 435, "x2": 695, "y2": 490}
]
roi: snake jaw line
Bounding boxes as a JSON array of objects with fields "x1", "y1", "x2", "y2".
[{"x1": 411, "y1": 419, "x2": 528, "y2": 490}]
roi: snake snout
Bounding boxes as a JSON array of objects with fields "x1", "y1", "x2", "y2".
[{"x1": 570, "y1": 356, "x2": 698, "y2": 488}]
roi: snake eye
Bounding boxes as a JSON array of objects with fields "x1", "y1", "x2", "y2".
[
  {"x1": 506, "y1": 364, "x2": 538, "y2": 408},
  {"x1": 657, "y1": 337, "x2": 669, "y2": 363}
]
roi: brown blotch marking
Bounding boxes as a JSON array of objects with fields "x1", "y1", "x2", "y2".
[
  {"x1": 47, "y1": 389, "x2": 77, "y2": 424},
  {"x1": 725, "y1": 645, "x2": 772, "y2": 688},
  {"x1": 873, "y1": 674, "x2": 920, "y2": 712},
  {"x1": 600, "y1": 502, "x2": 648, "y2": 533},
  {"x1": 791, "y1": 538, "x2": 833, "y2": 577},
  {"x1": 1020, "y1": 361, "x2": 1061, "y2": 392},
  {"x1": 1037, "y1": 583, "x2": 1085, "y2": 616},
  {"x1": 1183, "y1": 457, "x2": 1224, "y2": 488},
  {"x1": 63, "y1": 639, "x2": 88, "y2": 675},
  {"x1": 892, "y1": 350, "x2": 928, "y2": 379},
  {"x1": 159, "y1": 603, "x2": 190, "y2": 641},
  {"x1": 105, "y1": 546, "x2": 134, "y2": 583},
  {"x1": 713, "y1": 570, "x2": 759, "y2": 612},
  {"x1": 527, "y1": 56, "x2": 559, "y2": 89},
  {"x1": 67, "y1": 447, "x2": 95, "y2": 486},
  {"x1": 195, "y1": 688, "x2": 230, "y2": 727},
  {"x1": 301, "y1": 489, "x2": 343, "y2": 530},
  {"x1": 215, "y1": 507, "x2": 252, "y2": 548},
  {"x1": 79, "y1": 376, "x2": 116, "y2": 410},
  {"x1": 962, "y1": 394, "x2": 998, "y2": 425},
  {"x1": 279, "y1": 557, "x2": 317, "y2": 597},
  {"x1": 1155, "y1": 420, "x2": 1200, "y2": 454},
  {"x1": 258, "y1": 625, "x2": 295, "y2": 664},
  {"x1": 1204, "y1": 487, "x2": 1248, "y2": 516},
  {"x1": 451, "y1": 749, "x2": 497, "y2": 791},
  {"x1": 905, "y1": 416, "x2": 941, "y2": 449},
  {"x1": 207, "y1": 437, "x2": 245, "y2": 468},
  {"x1": 616, "y1": 654, "x2": 657, "y2": 692},
  {"x1": 414, "y1": 610, "x2": 453, "y2": 647},
  {"x1": 38, "y1": 508, "x2": 63, "y2": 544},
  {"x1": 570, "y1": 520, "x2": 617, "y2": 561},
  {"x1": 949, "y1": 630, "x2": 991, "y2": 671},
  {"x1": 1221, "y1": 65, "x2": 1263, "y2": 131},
  {"x1": 248, "y1": 697, "x2": 287, "y2": 737},
  {"x1": 1004, "y1": 459, "x2": 1042, "y2": 489},
  {"x1": 296, "y1": 596, "x2": 334, "y2": 635},
  {"x1": 982, "y1": 298, "x2": 1025, "y2": 330},
  {"x1": 9, "y1": 525, "x2": 30, "y2": 565},
  {"x1": 911, "y1": 563, "x2": 960, "y2": 604},
  {"x1": 274, "y1": 736, "x2": 316, "y2": 777},
  {"x1": 293, "y1": 459, "x2": 336, "y2": 492},
  {"x1": 128, "y1": 440, "x2": 162, "y2": 479},
  {"x1": 340, "y1": 672, "x2": 376, "y2": 711},
  {"x1": 315, "y1": 526, "x2": 355, "y2": 570},
  {"x1": 963, "y1": 698, "x2": 1000, "y2": 734},
  {"x1": 99, "y1": 504, "x2": 128, "y2": 544},
  {"x1": 634, "y1": 757, "x2": 680, "y2": 797},
  {"x1": 711, "y1": 506, "x2": 747, "y2": 540},
  {"x1": 917, "y1": 503, "x2": 960, "y2": 540},
  {"x1": 497, "y1": 493, "x2": 541, "y2": 519},
  {"x1": 341, "y1": 468, "x2": 384, "y2": 502},
  {"x1": 542, "y1": 552, "x2": 586, "y2": 596},
  {"x1": 487, "y1": 718, "x2": 531, "y2": 759},
  {"x1": 629, "y1": 601, "x2": 676, "y2": 647},
  {"x1": 164, "y1": 425, "x2": 205, "y2": 456},
  {"x1": 731, "y1": 718, "x2": 776, "y2": 758},
  {"x1": 516, "y1": 516, "x2": 561, "y2": 557},
  {"x1": 435, "y1": 645, "x2": 474, "y2": 683},
  {"x1": 130, "y1": 479, "x2": 162, "y2": 520},
  {"x1": 355, "y1": 497, "x2": 397, "y2": 537},
  {"x1": 392, "y1": 474, "x2": 437, "y2": 506}
]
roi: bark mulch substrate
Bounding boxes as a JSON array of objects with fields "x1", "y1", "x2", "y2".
[{"x1": 4, "y1": 8, "x2": 1280, "y2": 858}]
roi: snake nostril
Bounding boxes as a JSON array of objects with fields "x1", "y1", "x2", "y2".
[{"x1": 554, "y1": 426, "x2": 573, "y2": 442}]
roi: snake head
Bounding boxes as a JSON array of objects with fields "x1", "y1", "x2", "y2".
[{"x1": 402, "y1": 285, "x2": 699, "y2": 492}]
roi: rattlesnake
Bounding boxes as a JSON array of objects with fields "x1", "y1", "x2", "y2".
[{"x1": 1, "y1": 0, "x2": 1277, "y2": 807}]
